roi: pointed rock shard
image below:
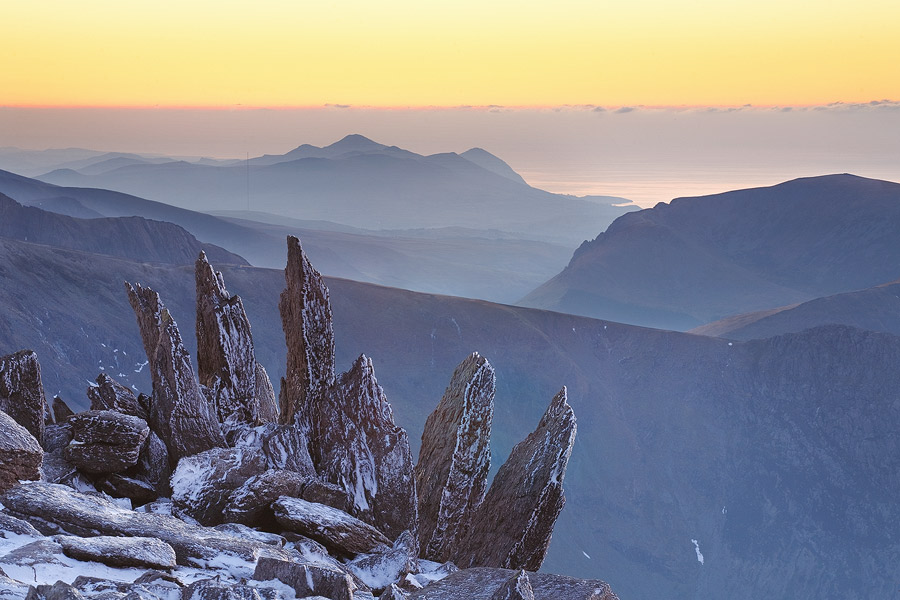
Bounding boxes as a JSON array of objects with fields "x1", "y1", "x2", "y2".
[
  {"x1": 458, "y1": 388, "x2": 577, "y2": 571},
  {"x1": 415, "y1": 352, "x2": 495, "y2": 563},
  {"x1": 0, "y1": 349, "x2": 47, "y2": 443},
  {"x1": 88, "y1": 374, "x2": 148, "y2": 421},
  {"x1": 278, "y1": 235, "x2": 335, "y2": 426},
  {"x1": 195, "y1": 252, "x2": 277, "y2": 425},
  {"x1": 0, "y1": 409, "x2": 42, "y2": 492},
  {"x1": 490, "y1": 570, "x2": 535, "y2": 600},
  {"x1": 125, "y1": 282, "x2": 225, "y2": 465},
  {"x1": 51, "y1": 397, "x2": 74, "y2": 425},
  {"x1": 314, "y1": 355, "x2": 417, "y2": 540}
]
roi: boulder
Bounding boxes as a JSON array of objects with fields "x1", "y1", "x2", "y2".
[
  {"x1": 0, "y1": 409, "x2": 42, "y2": 492},
  {"x1": 277, "y1": 236, "x2": 335, "y2": 427},
  {"x1": 0, "y1": 513, "x2": 42, "y2": 538},
  {"x1": 64, "y1": 410, "x2": 150, "y2": 474},
  {"x1": 213, "y1": 523, "x2": 286, "y2": 547},
  {"x1": 313, "y1": 355, "x2": 417, "y2": 540},
  {"x1": 379, "y1": 585, "x2": 410, "y2": 600},
  {"x1": 0, "y1": 349, "x2": 47, "y2": 443},
  {"x1": 55, "y1": 535, "x2": 177, "y2": 570},
  {"x1": 415, "y1": 352, "x2": 495, "y2": 562},
  {"x1": 223, "y1": 469, "x2": 307, "y2": 526},
  {"x1": 346, "y1": 531, "x2": 418, "y2": 592},
  {"x1": 180, "y1": 579, "x2": 262, "y2": 600},
  {"x1": 87, "y1": 374, "x2": 148, "y2": 421},
  {"x1": 253, "y1": 557, "x2": 356, "y2": 600},
  {"x1": 490, "y1": 570, "x2": 534, "y2": 600},
  {"x1": 272, "y1": 497, "x2": 390, "y2": 556},
  {"x1": 131, "y1": 430, "x2": 172, "y2": 496},
  {"x1": 457, "y1": 388, "x2": 576, "y2": 571},
  {"x1": 170, "y1": 447, "x2": 267, "y2": 526},
  {"x1": 195, "y1": 252, "x2": 277, "y2": 426},
  {"x1": 406, "y1": 568, "x2": 618, "y2": 600},
  {"x1": 301, "y1": 478, "x2": 354, "y2": 514},
  {"x1": 230, "y1": 423, "x2": 316, "y2": 477},
  {"x1": 0, "y1": 482, "x2": 294, "y2": 565},
  {"x1": 126, "y1": 282, "x2": 225, "y2": 465},
  {"x1": 40, "y1": 450, "x2": 77, "y2": 485},
  {"x1": 0, "y1": 540, "x2": 65, "y2": 568},
  {"x1": 23, "y1": 582, "x2": 84, "y2": 600},
  {"x1": 96, "y1": 474, "x2": 158, "y2": 506}
]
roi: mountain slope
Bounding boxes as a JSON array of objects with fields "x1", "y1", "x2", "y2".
[
  {"x1": 692, "y1": 279, "x2": 900, "y2": 340},
  {"x1": 1, "y1": 235, "x2": 899, "y2": 600},
  {"x1": 521, "y1": 174, "x2": 900, "y2": 329}
]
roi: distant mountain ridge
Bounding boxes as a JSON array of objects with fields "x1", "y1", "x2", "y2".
[
  {"x1": 521, "y1": 174, "x2": 900, "y2": 329},
  {"x1": 33, "y1": 135, "x2": 637, "y2": 246}
]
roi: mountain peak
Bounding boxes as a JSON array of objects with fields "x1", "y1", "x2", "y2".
[{"x1": 328, "y1": 134, "x2": 385, "y2": 151}]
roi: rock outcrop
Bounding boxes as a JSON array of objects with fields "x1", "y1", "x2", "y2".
[
  {"x1": 0, "y1": 410, "x2": 42, "y2": 492},
  {"x1": 64, "y1": 410, "x2": 150, "y2": 474},
  {"x1": 229, "y1": 422, "x2": 316, "y2": 477},
  {"x1": 490, "y1": 570, "x2": 535, "y2": 600},
  {"x1": 457, "y1": 388, "x2": 576, "y2": 571},
  {"x1": 0, "y1": 349, "x2": 47, "y2": 443},
  {"x1": 278, "y1": 235, "x2": 335, "y2": 427},
  {"x1": 195, "y1": 252, "x2": 277, "y2": 426},
  {"x1": 253, "y1": 557, "x2": 356, "y2": 600},
  {"x1": 126, "y1": 282, "x2": 225, "y2": 464},
  {"x1": 315, "y1": 355, "x2": 418, "y2": 540},
  {"x1": 170, "y1": 447, "x2": 268, "y2": 526},
  {"x1": 87, "y1": 374, "x2": 148, "y2": 420},
  {"x1": 415, "y1": 352, "x2": 495, "y2": 562},
  {"x1": 272, "y1": 497, "x2": 390, "y2": 556}
]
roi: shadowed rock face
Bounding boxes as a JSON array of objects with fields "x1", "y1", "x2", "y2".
[
  {"x1": 457, "y1": 388, "x2": 576, "y2": 571},
  {"x1": 0, "y1": 410, "x2": 42, "y2": 492},
  {"x1": 195, "y1": 252, "x2": 277, "y2": 426},
  {"x1": 415, "y1": 352, "x2": 495, "y2": 563},
  {"x1": 315, "y1": 354, "x2": 418, "y2": 541},
  {"x1": 64, "y1": 410, "x2": 150, "y2": 474},
  {"x1": 125, "y1": 282, "x2": 225, "y2": 465},
  {"x1": 0, "y1": 349, "x2": 47, "y2": 443},
  {"x1": 87, "y1": 374, "x2": 148, "y2": 421},
  {"x1": 278, "y1": 235, "x2": 335, "y2": 427}
]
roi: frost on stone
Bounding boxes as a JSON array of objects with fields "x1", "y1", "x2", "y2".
[
  {"x1": 55, "y1": 535, "x2": 177, "y2": 570},
  {"x1": 126, "y1": 282, "x2": 225, "y2": 465},
  {"x1": 64, "y1": 410, "x2": 150, "y2": 475},
  {"x1": 252, "y1": 557, "x2": 356, "y2": 600},
  {"x1": 272, "y1": 497, "x2": 390, "y2": 557},
  {"x1": 0, "y1": 410, "x2": 42, "y2": 492},
  {"x1": 277, "y1": 235, "x2": 335, "y2": 428},
  {"x1": 490, "y1": 570, "x2": 535, "y2": 600},
  {"x1": 0, "y1": 349, "x2": 48, "y2": 444},
  {"x1": 170, "y1": 447, "x2": 267, "y2": 526},
  {"x1": 195, "y1": 252, "x2": 277, "y2": 427},
  {"x1": 345, "y1": 530, "x2": 418, "y2": 592},
  {"x1": 313, "y1": 355, "x2": 417, "y2": 541},
  {"x1": 414, "y1": 352, "x2": 495, "y2": 563},
  {"x1": 456, "y1": 388, "x2": 576, "y2": 571}
]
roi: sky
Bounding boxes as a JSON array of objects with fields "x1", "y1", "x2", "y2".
[{"x1": 3, "y1": 1, "x2": 899, "y2": 205}]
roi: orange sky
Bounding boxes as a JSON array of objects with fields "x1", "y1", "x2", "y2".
[{"x1": 4, "y1": 0, "x2": 899, "y2": 108}]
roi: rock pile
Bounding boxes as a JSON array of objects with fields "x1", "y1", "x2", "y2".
[{"x1": 0, "y1": 236, "x2": 611, "y2": 600}]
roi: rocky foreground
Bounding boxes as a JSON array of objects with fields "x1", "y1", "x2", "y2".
[{"x1": 0, "y1": 237, "x2": 616, "y2": 600}]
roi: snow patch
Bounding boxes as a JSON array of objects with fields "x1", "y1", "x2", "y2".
[
  {"x1": 582, "y1": 550, "x2": 591, "y2": 559},
  {"x1": 691, "y1": 539, "x2": 704, "y2": 565}
]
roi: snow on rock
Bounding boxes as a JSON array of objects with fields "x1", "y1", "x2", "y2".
[
  {"x1": 313, "y1": 355, "x2": 417, "y2": 541},
  {"x1": 272, "y1": 497, "x2": 390, "y2": 557},
  {"x1": 170, "y1": 448, "x2": 268, "y2": 526},
  {"x1": 489, "y1": 570, "x2": 534, "y2": 600},
  {"x1": 223, "y1": 470, "x2": 307, "y2": 527},
  {"x1": 21, "y1": 581, "x2": 83, "y2": 600},
  {"x1": 406, "y1": 567, "x2": 618, "y2": 600},
  {"x1": 691, "y1": 539, "x2": 704, "y2": 565},
  {"x1": 345, "y1": 530, "x2": 418, "y2": 592},
  {"x1": 55, "y1": 535, "x2": 176, "y2": 570},
  {"x1": 0, "y1": 515, "x2": 41, "y2": 539},
  {"x1": 414, "y1": 352, "x2": 495, "y2": 563},
  {"x1": 379, "y1": 584, "x2": 410, "y2": 599},
  {"x1": 181, "y1": 578, "x2": 264, "y2": 600},
  {"x1": 252, "y1": 557, "x2": 356, "y2": 600},
  {"x1": 0, "y1": 349, "x2": 47, "y2": 444},
  {"x1": 0, "y1": 483, "x2": 293, "y2": 566},
  {"x1": 457, "y1": 388, "x2": 576, "y2": 571},
  {"x1": 64, "y1": 411, "x2": 149, "y2": 475},
  {"x1": 87, "y1": 374, "x2": 148, "y2": 421},
  {"x1": 125, "y1": 282, "x2": 225, "y2": 466},
  {"x1": 277, "y1": 235, "x2": 335, "y2": 428},
  {"x1": 0, "y1": 410, "x2": 42, "y2": 493},
  {"x1": 195, "y1": 252, "x2": 277, "y2": 427},
  {"x1": 229, "y1": 423, "x2": 316, "y2": 478}
]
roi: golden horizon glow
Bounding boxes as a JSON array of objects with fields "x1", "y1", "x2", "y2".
[{"x1": 4, "y1": 0, "x2": 900, "y2": 108}]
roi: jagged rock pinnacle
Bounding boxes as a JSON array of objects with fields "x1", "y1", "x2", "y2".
[
  {"x1": 278, "y1": 235, "x2": 335, "y2": 427},
  {"x1": 415, "y1": 352, "x2": 495, "y2": 562},
  {"x1": 0, "y1": 349, "x2": 48, "y2": 443},
  {"x1": 125, "y1": 281, "x2": 225, "y2": 465},
  {"x1": 457, "y1": 387, "x2": 576, "y2": 571},
  {"x1": 195, "y1": 251, "x2": 277, "y2": 425}
]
